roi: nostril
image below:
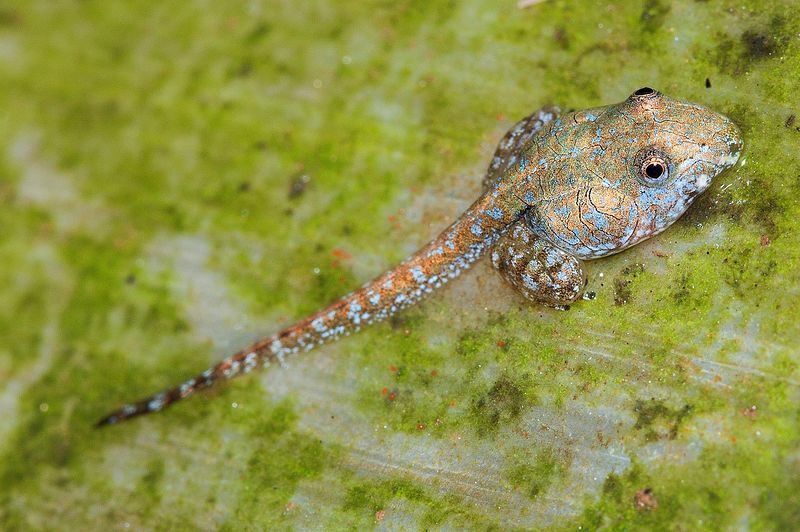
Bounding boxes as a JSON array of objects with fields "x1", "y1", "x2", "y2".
[{"x1": 629, "y1": 87, "x2": 660, "y2": 101}]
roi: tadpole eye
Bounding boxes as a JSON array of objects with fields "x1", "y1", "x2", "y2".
[
  {"x1": 645, "y1": 161, "x2": 664, "y2": 179},
  {"x1": 634, "y1": 148, "x2": 671, "y2": 185},
  {"x1": 640, "y1": 156, "x2": 669, "y2": 182}
]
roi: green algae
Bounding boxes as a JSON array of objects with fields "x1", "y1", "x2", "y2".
[
  {"x1": 471, "y1": 373, "x2": 532, "y2": 436},
  {"x1": 632, "y1": 398, "x2": 693, "y2": 442},
  {"x1": 0, "y1": 0, "x2": 799, "y2": 529},
  {"x1": 505, "y1": 446, "x2": 569, "y2": 500},
  {"x1": 341, "y1": 478, "x2": 499, "y2": 529},
  {"x1": 220, "y1": 401, "x2": 333, "y2": 530}
]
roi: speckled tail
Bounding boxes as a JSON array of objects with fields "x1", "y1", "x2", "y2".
[{"x1": 96, "y1": 181, "x2": 526, "y2": 426}]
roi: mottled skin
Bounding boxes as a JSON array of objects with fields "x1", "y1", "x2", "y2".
[{"x1": 97, "y1": 88, "x2": 742, "y2": 426}]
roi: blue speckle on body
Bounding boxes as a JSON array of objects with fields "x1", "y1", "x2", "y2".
[
  {"x1": 554, "y1": 205, "x2": 571, "y2": 218},
  {"x1": 486, "y1": 207, "x2": 503, "y2": 220},
  {"x1": 522, "y1": 273, "x2": 538, "y2": 290},
  {"x1": 410, "y1": 266, "x2": 426, "y2": 283}
]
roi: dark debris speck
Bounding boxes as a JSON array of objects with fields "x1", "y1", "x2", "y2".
[
  {"x1": 634, "y1": 487, "x2": 658, "y2": 511},
  {"x1": 288, "y1": 172, "x2": 311, "y2": 199}
]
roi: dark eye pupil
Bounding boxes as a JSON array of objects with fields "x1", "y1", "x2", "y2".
[{"x1": 645, "y1": 163, "x2": 664, "y2": 179}]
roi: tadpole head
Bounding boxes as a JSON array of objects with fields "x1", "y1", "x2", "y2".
[{"x1": 606, "y1": 88, "x2": 743, "y2": 242}]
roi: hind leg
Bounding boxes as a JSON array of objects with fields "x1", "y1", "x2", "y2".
[
  {"x1": 491, "y1": 219, "x2": 585, "y2": 308},
  {"x1": 483, "y1": 106, "x2": 560, "y2": 191}
]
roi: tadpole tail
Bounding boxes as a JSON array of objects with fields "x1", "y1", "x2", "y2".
[{"x1": 96, "y1": 179, "x2": 527, "y2": 428}]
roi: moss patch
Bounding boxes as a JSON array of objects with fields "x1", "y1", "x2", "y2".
[
  {"x1": 505, "y1": 446, "x2": 569, "y2": 500},
  {"x1": 0, "y1": 0, "x2": 799, "y2": 529}
]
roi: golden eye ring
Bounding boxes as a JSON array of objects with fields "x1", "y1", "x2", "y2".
[
  {"x1": 641, "y1": 156, "x2": 667, "y2": 181},
  {"x1": 633, "y1": 148, "x2": 672, "y2": 186}
]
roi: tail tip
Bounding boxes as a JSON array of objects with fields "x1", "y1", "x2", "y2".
[
  {"x1": 94, "y1": 413, "x2": 119, "y2": 428},
  {"x1": 94, "y1": 402, "x2": 140, "y2": 428}
]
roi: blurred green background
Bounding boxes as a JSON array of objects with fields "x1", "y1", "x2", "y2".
[{"x1": 1, "y1": 0, "x2": 799, "y2": 529}]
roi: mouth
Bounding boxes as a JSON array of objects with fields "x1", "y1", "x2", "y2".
[
  {"x1": 697, "y1": 122, "x2": 743, "y2": 179},
  {"x1": 719, "y1": 121, "x2": 744, "y2": 170},
  {"x1": 717, "y1": 148, "x2": 741, "y2": 171}
]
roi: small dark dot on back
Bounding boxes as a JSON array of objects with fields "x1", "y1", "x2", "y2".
[{"x1": 742, "y1": 30, "x2": 778, "y2": 59}]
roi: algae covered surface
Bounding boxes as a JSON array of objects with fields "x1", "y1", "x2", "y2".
[{"x1": 1, "y1": 0, "x2": 799, "y2": 529}]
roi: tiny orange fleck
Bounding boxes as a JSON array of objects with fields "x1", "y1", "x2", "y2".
[
  {"x1": 375, "y1": 510, "x2": 385, "y2": 522},
  {"x1": 431, "y1": 370, "x2": 439, "y2": 377},
  {"x1": 497, "y1": 340, "x2": 507, "y2": 348},
  {"x1": 332, "y1": 248, "x2": 351, "y2": 260},
  {"x1": 381, "y1": 387, "x2": 388, "y2": 395},
  {"x1": 760, "y1": 234, "x2": 771, "y2": 247},
  {"x1": 387, "y1": 214, "x2": 402, "y2": 230},
  {"x1": 389, "y1": 365, "x2": 398, "y2": 373},
  {"x1": 741, "y1": 405, "x2": 758, "y2": 420},
  {"x1": 416, "y1": 423, "x2": 426, "y2": 430}
]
